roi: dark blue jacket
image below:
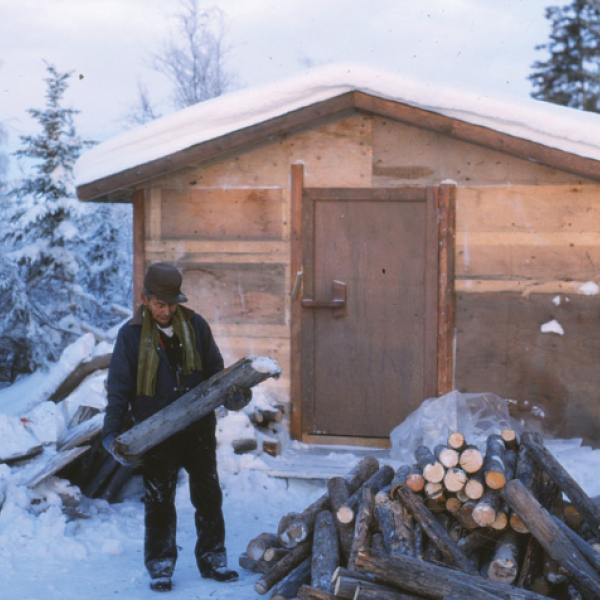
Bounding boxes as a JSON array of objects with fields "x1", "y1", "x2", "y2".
[{"x1": 103, "y1": 306, "x2": 224, "y2": 441}]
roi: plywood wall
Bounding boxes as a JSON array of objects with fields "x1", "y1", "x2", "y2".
[{"x1": 137, "y1": 110, "x2": 600, "y2": 443}]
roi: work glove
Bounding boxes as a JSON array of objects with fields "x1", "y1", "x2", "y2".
[
  {"x1": 223, "y1": 385, "x2": 253, "y2": 411},
  {"x1": 102, "y1": 433, "x2": 136, "y2": 467}
]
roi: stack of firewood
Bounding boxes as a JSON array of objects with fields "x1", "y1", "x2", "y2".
[{"x1": 239, "y1": 430, "x2": 600, "y2": 600}]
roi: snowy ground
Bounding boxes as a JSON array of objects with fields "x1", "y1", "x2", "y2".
[
  {"x1": 0, "y1": 453, "x2": 324, "y2": 600},
  {"x1": 2, "y1": 335, "x2": 600, "y2": 599}
]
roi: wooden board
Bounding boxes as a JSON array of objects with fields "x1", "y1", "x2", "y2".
[
  {"x1": 144, "y1": 113, "x2": 374, "y2": 190},
  {"x1": 371, "y1": 117, "x2": 595, "y2": 187},
  {"x1": 161, "y1": 188, "x2": 283, "y2": 240},
  {"x1": 180, "y1": 263, "x2": 286, "y2": 325},
  {"x1": 455, "y1": 292, "x2": 600, "y2": 444},
  {"x1": 301, "y1": 188, "x2": 438, "y2": 439}
]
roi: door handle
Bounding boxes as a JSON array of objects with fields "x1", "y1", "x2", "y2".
[{"x1": 301, "y1": 280, "x2": 346, "y2": 318}]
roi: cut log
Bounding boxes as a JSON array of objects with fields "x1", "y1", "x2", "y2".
[
  {"x1": 264, "y1": 547, "x2": 291, "y2": 563},
  {"x1": 24, "y1": 446, "x2": 91, "y2": 488},
  {"x1": 297, "y1": 585, "x2": 339, "y2": 600},
  {"x1": 487, "y1": 530, "x2": 522, "y2": 585},
  {"x1": 394, "y1": 484, "x2": 478, "y2": 574},
  {"x1": 502, "y1": 478, "x2": 600, "y2": 599},
  {"x1": 347, "y1": 487, "x2": 374, "y2": 570},
  {"x1": 484, "y1": 434, "x2": 507, "y2": 490},
  {"x1": 239, "y1": 551, "x2": 272, "y2": 574},
  {"x1": 458, "y1": 529, "x2": 501, "y2": 558},
  {"x1": 311, "y1": 510, "x2": 339, "y2": 593},
  {"x1": 255, "y1": 539, "x2": 312, "y2": 595},
  {"x1": 516, "y1": 534, "x2": 543, "y2": 590},
  {"x1": 459, "y1": 445, "x2": 484, "y2": 474},
  {"x1": 457, "y1": 501, "x2": 478, "y2": 530},
  {"x1": 232, "y1": 438, "x2": 258, "y2": 454},
  {"x1": 58, "y1": 413, "x2": 104, "y2": 451},
  {"x1": 390, "y1": 465, "x2": 424, "y2": 497},
  {"x1": 82, "y1": 453, "x2": 119, "y2": 498},
  {"x1": 444, "y1": 468, "x2": 468, "y2": 493},
  {"x1": 445, "y1": 496, "x2": 462, "y2": 515},
  {"x1": 356, "y1": 547, "x2": 550, "y2": 600},
  {"x1": 338, "y1": 465, "x2": 395, "y2": 524},
  {"x1": 354, "y1": 582, "x2": 424, "y2": 600},
  {"x1": 374, "y1": 487, "x2": 413, "y2": 557},
  {"x1": 263, "y1": 438, "x2": 282, "y2": 457},
  {"x1": 413, "y1": 523, "x2": 425, "y2": 560},
  {"x1": 327, "y1": 476, "x2": 354, "y2": 563},
  {"x1": 69, "y1": 405, "x2": 101, "y2": 427},
  {"x1": 509, "y1": 512, "x2": 529, "y2": 534},
  {"x1": 49, "y1": 352, "x2": 112, "y2": 403},
  {"x1": 248, "y1": 533, "x2": 282, "y2": 561},
  {"x1": 473, "y1": 489, "x2": 501, "y2": 528},
  {"x1": 447, "y1": 432, "x2": 466, "y2": 451},
  {"x1": 500, "y1": 428, "x2": 519, "y2": 450},
  {"x1": 278, "y1": 456, "x2": 379, "y2": 548},
  {"x1": 490, "y1": 505, "x2": 509, "y2": 531},
  {"x1": 563, "y1": 503, "x2": 583, "y2": 530},
  {"x1": 551, "y1": 514, "x2": 600, "y2": 575},
  {"x1": 251, "y1": 407, "x2": 283, "y2": 427},
  {"x1": 415, "y1": 446, "x2": 445, "y2": 483},
  {"x1": 464, "y1": 471, "x2": 485, "y2": 501},
  {"x1": 521, "y1": 430, "x2": 600, "y2": 537},
  {"x1": 435, "y1": 444, "x2": 460, "y2": 469},
  {"x1": 371, "y1": 532, "x2": 385, "y2": 555},
  {"x1": 424, "y1": 482, "x2": 445, "y2": 500},
  {"x1": 114, "y1": 355, "x2": 281, "y2": 462},
  {"x1": 333, "y1": 571, "x2": 401, "y2": 600},
  {"x1": 271, "y1": 557, "x2": 311, "y2": 600}
]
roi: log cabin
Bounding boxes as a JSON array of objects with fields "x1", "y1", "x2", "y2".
[{"x1": 75, "y1": 64, "x2": 600, "y2": 447}]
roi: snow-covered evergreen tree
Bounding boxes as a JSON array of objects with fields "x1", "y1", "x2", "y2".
[
  {"x1": 2, "y1": 63, "x2": 132, "y2": 382},
  {"x1": 530, "y1": 0, "x2": 600, "y2": 111}
]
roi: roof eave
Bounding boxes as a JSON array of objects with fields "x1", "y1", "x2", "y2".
[{"x1": 77, "y1": 91, "x2": 600, "y2": 202}]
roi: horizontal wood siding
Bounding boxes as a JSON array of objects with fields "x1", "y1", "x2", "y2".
[
  {"x1": 161, "y1": 188, "x2": 283, "y2": 240},
  {"x1": 455, "y1": 292, "x2": 600, "y2": 444},
  {"x1": 455, "y1": 183, "x2": 600, "y2": 445}
]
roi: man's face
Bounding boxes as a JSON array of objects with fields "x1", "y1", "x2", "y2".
[{"x1": 141, "y1": 293, "x2": 178, "y2": 327}]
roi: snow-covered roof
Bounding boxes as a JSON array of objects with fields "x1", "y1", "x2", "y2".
[{"x1": 75, "y1": 63, "x2": 600, "y2": 191}]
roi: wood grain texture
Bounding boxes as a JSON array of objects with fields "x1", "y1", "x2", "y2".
[
  {"x1": 161, "y1": 188, "x2": 283, "y2": 240},
  {"x1": 454, "y1": 292, "x2": 600, "y2": 443}
]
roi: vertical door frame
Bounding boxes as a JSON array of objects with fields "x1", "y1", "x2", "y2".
[
  {"x1": 132, "y1": 189, "x2": 146, "y2": 313},
  {"x1": 289, "y1": 167, "x2": 456, "y2": 440}
]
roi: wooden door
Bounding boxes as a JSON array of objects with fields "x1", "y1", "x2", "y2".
[{"x1": 300, "y1": 187, "x2": 439, "y2": 441}]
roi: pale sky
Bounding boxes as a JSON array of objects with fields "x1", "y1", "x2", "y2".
[{"x1": 0, "y1": 0, "x2": 552, "y2": 173}]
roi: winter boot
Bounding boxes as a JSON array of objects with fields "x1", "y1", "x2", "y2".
[
  {"x1": 150, "y1": 576, "x2": 172, "y2": 592},
  {"x1": 200, "y1": 567, "x2": 239, "y2": 582}
]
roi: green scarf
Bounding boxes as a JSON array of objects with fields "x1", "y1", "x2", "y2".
[{"x1": 136, "y1": 305, "x2": 203, "y2": 397}]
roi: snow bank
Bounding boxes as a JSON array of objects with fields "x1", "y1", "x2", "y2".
[{"x1": 75, "y1": 63, "x2": 600, "y2": 187}]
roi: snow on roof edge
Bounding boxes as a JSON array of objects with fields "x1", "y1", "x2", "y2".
[{"x1": 74, "y1": 63, "x2": 600, "y2": 187}]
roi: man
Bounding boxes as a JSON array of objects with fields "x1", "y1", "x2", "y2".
[{"x1": 103, "y1": 263, "x2": 248, "y2": 592}]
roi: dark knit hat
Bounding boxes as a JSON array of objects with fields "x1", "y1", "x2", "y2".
[{"x1": 143, "y1": 263, "x2": 188, "y2": 303}]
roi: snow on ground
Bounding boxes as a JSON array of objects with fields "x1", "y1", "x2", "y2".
[{"x1": 3, "y1": 344, "x2": 600, "y2": 598}]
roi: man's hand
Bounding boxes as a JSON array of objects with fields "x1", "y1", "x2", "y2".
[
  {"x1": 224, "y1": 385, "x2": 253, "y2": 411},
  {"x1": 102, "y1": 434, "x2": 137, "y2": 467}
]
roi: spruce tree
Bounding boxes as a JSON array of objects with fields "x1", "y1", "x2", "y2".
[{"x1": 530, "y1": 0, "x2": 600, "y2": 112}]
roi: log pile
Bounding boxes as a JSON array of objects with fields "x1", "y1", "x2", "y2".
[
  {"x1": 240, "y1": 430, "x2": 600, "y2": 600},
  {"x1": 0, "y1": 333, "x2": 283, "y2": 517}
]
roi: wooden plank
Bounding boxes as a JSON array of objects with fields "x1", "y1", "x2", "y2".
[
  {"x1": 301, "y1": 434, "x2": 391, "y2": 448},
  {"x1": 425, "y1": 186, "x2": 439, "y2": 400},
  {"x1": 456, "y1": 233, "x2": 600, "y2": 280},
  {"x1": 437, "y1": 183, "x2": 456, "y2": 395},
  {"x1": 454, "y1": 292, "x2": 600, "y2": 444},
  {"x1": 211, "y1": 324, "x2": 289, "y2": 339},
  {"x1": 132, "y1": 189, "x2": 145, "y2": 311},
  {"x1": 145, "y1": 239, "x2": 289, "y2": 263},
  {"x1": 24, "y1": 446, "x2": 91, "y2": 488},
  {"x1": 161, "y1": 188, "x2": 283, "y2": 240},
  {"x1": 138, "y1": 113, "x2": 373, "y2": 191},
  {"x1": 456, "y1": 279, "x2": 600, "y2": 296},
  {"x1": 354, "y1": 91, "x2": 600, "y2": 182},
  {"x1": 371, "y1": 116, "x2": 594, "y2": 186},
  {"x1": 457, "y1": 185, "x2": 600, "y2": 233},
  {"x1": 304, "y1": 188, "x2": 427, "y2": 202},
  {"x1": 179, "y1": 263, "x2": 286, "y2": 325},
  {"x1": 77, "y1": 93, "x2": 358, "y2": 201},
  {"x1": 148, "y1": 188, "x2": 161, "y2": 240}
]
